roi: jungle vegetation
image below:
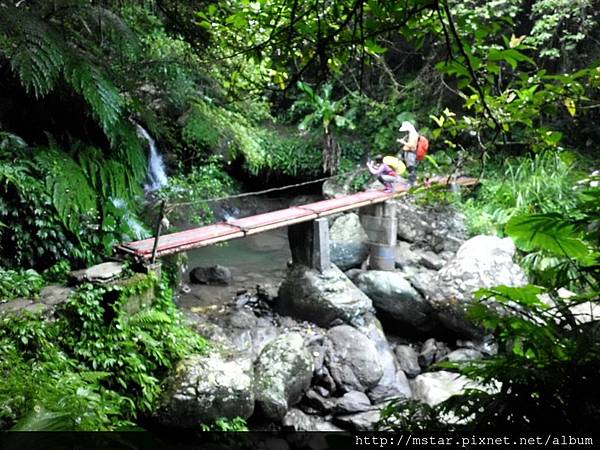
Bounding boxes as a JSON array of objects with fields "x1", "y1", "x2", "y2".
[{"x1": 0, "y1": 0, "x2": 598, "y2": 432}]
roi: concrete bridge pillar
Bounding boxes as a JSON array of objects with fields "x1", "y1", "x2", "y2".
[
  {"x1": 360, "y1": 200, "x2": 397, "y2": 271},
  {"x1": 288, "y1": 218, "x2": 331, "y2": 273}
]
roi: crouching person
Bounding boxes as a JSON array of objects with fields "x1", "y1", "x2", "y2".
[{"x1": 366, "y1": 154, "x2": 406, "y2": 193}]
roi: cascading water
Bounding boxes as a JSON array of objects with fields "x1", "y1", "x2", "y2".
[{"x1": 136, "y1": 124, "x2": 168, "y2": 192}]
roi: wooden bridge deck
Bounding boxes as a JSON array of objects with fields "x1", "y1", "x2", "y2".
[{"x1": 117, "y1": 176, "x2": 478, "y2": 259}]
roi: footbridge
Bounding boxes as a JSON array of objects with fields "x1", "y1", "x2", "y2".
[{"x1": 117, "y1": 176, "x2": 477, "y2": 270}]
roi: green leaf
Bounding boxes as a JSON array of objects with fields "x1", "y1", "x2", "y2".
[
  {"x1": 475, "y1": 284, "x2": 546, "y2": 307},
  {"x1": 505, "y1": 213, "x2": 590, "y2": 261}
]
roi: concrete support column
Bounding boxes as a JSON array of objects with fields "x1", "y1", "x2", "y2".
[
  {"x1": 287, "y1": 218, "x2": 331, "y2": 273},
  {"x1": 311, "y1": 218, "x2": 331, "y2": 272},
  {"x1": 359, "y1": 201, "x2": 397, "y2": 271}
]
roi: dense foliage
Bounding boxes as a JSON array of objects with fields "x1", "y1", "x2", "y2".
[{"x1": 0, "y1": 274, "x2": 206, "y2": 430}]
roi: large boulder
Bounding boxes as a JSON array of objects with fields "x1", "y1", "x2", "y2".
[
  {"x1": 427, "y1": 236, "x2": 528, "y2": 337},
  {"x1": 156, "y1": 352, "x2": 254, "y2": 428},
  {"x1": 351, "y1": 271, "x2": 434, "y2": 333},
  {"x1": 254, "y1": 333, "x2": 314, "y2": 420},
  {"x1": 324, "y1": 325, "x2": 383, "y2": 393},
  {"x1": 354, "y1": 313, "x2": 412, "y2": 403},
  {"x1": 333, "y1": 410, "x2": 381, "y2": 431},
  {"x1": 329, "y1": 213, "x2": 369, "y2": 270},
  {"x1": 277, "y1": 265, "x2": 373, "y2": 327}
]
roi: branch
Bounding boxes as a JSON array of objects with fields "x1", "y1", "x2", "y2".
[{"x1": 438, "y1": 0, "x2": 502, "y2": 133}]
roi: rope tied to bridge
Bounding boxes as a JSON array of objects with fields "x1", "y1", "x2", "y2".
[{"x1": 162, "y1": 169, "x2": 366, "y2": 213}]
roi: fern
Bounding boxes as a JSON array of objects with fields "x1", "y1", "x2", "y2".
[
  {"x1": 125, "y1": 310, "x2": 172, "y2": 329},
  {"x1": 34, "y1": 148, "x2": 96, "y2": 234},
  {"x1": 64, "y1": 59, "x2": 124, "y2": 137},
  {"x1": 0, "y1": 9, "x2": 65, "y2": 98}
]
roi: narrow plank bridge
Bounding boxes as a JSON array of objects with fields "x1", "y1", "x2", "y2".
[{"x1": 117, "y1": 176, "x2": 478, "y2": 261}]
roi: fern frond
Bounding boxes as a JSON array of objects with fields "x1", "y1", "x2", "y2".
[
  {"x1": 112, "y1": 121, "x2": 148, "y2": 184},
  {"x1": 35, "y1": 148, "x2": 96, "y2": 233},
  {"x1": 64, "y1": 58, "x2": 124, "y2": 137},
  {"x1": 0, "y1": 9, "x2": 65, "y2": 98},
  {"x1": 125, "y1": 310, "x2": 172, "y2": 329}
]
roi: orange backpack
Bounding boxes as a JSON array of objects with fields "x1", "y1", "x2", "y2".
[{"x1": 416, "y1": 135, "x2": 429, "y2": 161}]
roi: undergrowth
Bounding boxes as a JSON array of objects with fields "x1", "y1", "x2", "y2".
[
  {"x1": 0, "y1": 273, "x2": 207, "y2": 430},
  {"x1": 461, "y1": 150, "x2": 579, "y2": 236}
]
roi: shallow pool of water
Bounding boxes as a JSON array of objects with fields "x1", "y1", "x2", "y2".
[{"x1": 179, "y1": 228, "x2": 291, "y2": 309}]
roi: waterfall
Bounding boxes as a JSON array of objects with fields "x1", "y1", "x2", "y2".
[{"x1": 136, "y1": 124, "x2": 168, "y2": 192}]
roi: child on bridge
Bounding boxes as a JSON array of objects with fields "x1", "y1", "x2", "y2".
[{"x1": 366, "y1": 154, "x2": 406, "y2": 193}]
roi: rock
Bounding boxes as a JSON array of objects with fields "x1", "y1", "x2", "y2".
[
  {"x1": 404, "y1": 268, "x2": 439, "y2": 301},
  {"x1": 156, "y1": 352, "x2": 254, "y2": 428},
  {"x1": 333, "y1": 410, "x2": 381, "y2": 431},
  {"x1": 418, "y1": 250, "x2": 445, "y2": 270},
  {"x1": 303, "y1": 389, "x2": 334, "y2": 413},
  {"x1": 70, "y1": 262, "x2": 124, "y2": 284},
  {"x1": 428, "y1": 236, "x2": 528, "y2": 338},
  {"x1": 189, "y1": 264, "x2": 232, "y2": 285},
  {"x1": 325, "y1": 325, "x2": 383, "y2": 393},
  {"x1": 352, "y1": 271, "x2": 433, "y2": 332},
  {"x1": 354, "y1": 313, "x2": 412, "y2": 403},
  {"x1": 456, "y1": 336, "x2": 498, "y2": 356},
  {"x1": 282, "y1": 408, "x2": 344, "y2": 431},
  {"x1": 394, "y1": 242, "x2": 421, "y2": 269},
  {"x1": 0, "y1": 298, "x2": 34, "y2": 316},
  {"x1": 418, "y1": 338, "x2": 449, "y2": 368},
  {"x1": 224, "y1": 309, "x2": 280, "y2": 358},
  {"x1": 410, "y1": 371, "x2": 479, "y2": 407},
  {"x1": 277, "y1": 265, "x2": 373, "y2": 328},
  {"x1": 39, "y1": 285, "x2": 74, "y2": 306},
  {"x1": 334, "y1": 391, "x2": 372, "y2": 414},
  {"x1": 394, "y1": 345, "x2": 421, "y2": 378},
  {"x1": 393, "y1": 197, "x2": 466, "y2": 254},
  {"x1": 329, "y1": 213, "x2": 369, "y2": 270},
  {"x1": 323, "y1": 179, "x2": 350, "y2": 199},
  {"x1": 446, "y1": 348, "x2": 483, "y2": 362},
  {"x1": 254, "y1": 333, "x2": 314, "y2": 420}
]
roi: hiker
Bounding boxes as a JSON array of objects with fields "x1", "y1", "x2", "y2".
[
  {"x1": 366, "y1": 154, "x2": 405, "y2": 193},
  {"x1": 397, "y1": 121, "x2": 420, "y2": 185}
]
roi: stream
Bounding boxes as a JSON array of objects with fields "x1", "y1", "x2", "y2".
[{"x1": 177, "y1": 195, "x2": 300, "y2": 310}]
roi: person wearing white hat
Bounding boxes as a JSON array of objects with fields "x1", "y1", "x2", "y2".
[{"x1": 397, "y1": 121, "x2": 419, "y2": 185}]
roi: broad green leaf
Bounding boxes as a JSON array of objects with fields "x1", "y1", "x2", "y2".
[
  {"x1": 505, "y1": 213, "x2": 590, "y2": 260},
  {"x1": 475, "y1": 284, "x2": 546, "y2": 307}
]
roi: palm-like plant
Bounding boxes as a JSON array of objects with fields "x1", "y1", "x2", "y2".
[{"x1": 294, "y1": 81, "x2": 354, "y2": 174}]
